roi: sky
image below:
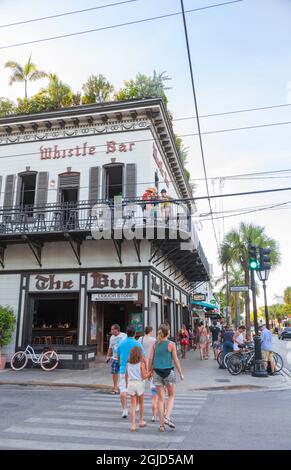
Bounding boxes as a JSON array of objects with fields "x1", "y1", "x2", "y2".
[{"x1": 0, "y1": 0, "x2": 290, "y2": 307}]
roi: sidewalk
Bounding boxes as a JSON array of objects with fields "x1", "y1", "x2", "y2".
[{"x1": 0, "y1": 349, "x2": 290, "y2": 392}]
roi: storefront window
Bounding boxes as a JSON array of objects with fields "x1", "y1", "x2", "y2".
[{"x1": 31, "y1": 296, "x2": 78, "y2": 346}]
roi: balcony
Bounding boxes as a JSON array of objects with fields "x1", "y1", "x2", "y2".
[{"x1": 0, "y1": 199, "x2": 210, "y2": 280}]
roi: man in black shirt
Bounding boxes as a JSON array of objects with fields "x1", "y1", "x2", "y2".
[{"x1": 209, "y1": 321, "x2": 221, "y2": 360}]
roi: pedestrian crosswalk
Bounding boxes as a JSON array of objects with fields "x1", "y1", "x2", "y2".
[{"x1": 0, "y1": 391, "x2": 208, "y2": 450}]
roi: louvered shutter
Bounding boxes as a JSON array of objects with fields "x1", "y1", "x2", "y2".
[
  {"x1": 88, "y1": 167, "x2": 100, "y2": 205},
  {"x1": 3, "y1": 174, "x2": 15, "y2": 209},
  {"x1": 59, "y1": 173, "x2": 80, "y2": 189},
  {"x1": 35, "y1": 172, "x2": 49, "y2": 208},
  {"x1": 0, "y1": 176, "x2": 2, "y2": 206},
  {"x1": 15, "y1": 175, "x2": 22, "y2": 207},
  {"x1": 125, "y1": 164, "x2": 137, "y2": 199}
]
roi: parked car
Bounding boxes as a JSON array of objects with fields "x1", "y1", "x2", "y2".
[{"x1": 278, "y1": 327, "x2": 291, "y2": 340}]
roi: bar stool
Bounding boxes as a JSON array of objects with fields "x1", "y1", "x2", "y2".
[
  {"x1": 33, "y1": 212, "x2": 46, "y2": 232},
  {"x1": 32, "y1": 336, "x2": 41, "y2": 345},
  {"x1": 50, "y1": 211, "x2": 63, "y2": 231}
]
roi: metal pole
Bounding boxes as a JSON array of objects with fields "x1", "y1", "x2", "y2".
[
  {"x1": 263, "y1": 280, "x2": 270, "y2": 330},
  {"x1": 251, "y1": 269, "x2": 268, "y2": 377},
  {"x1": 225, "y1": 264, "x2": 230, "y2": 325}
]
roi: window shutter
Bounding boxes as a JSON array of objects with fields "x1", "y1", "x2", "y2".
[
  {"x1": 15, "y1": 175, "x2": 22, "y2": 207},
  {"x1": 35, "y1": 172, "x2": 49, "y2": 207},
  {"x1": 88, "y1": 167, "x2": 100, "y2": 205},
  {"x1": 3, "y1": 174, "x2": 15, "y2": 209},
  {"x1": 0, "y1": 176, "x2": 2, "y2": 205},
  {"x1": 125, "y1": 164, "x2": 137, "y2": 199},
  {"x1": 59, "y1": 173, "x2": 80, "y2": 189}
]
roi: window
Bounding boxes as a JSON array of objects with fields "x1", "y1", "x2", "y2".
[
  {"x1": 20, "y1": 174, "x2": 36, "y2": 207},
  {"x1": 105, "y1": 165, "x2": 123, "y2": 199}
]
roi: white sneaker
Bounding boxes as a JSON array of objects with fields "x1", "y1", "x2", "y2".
[
  {"x1": 151, "y1": 416, "x2": 156, "y2": 422},
  {"x1": 122, "y1": 409, "x2": 128, "y2": 418}
]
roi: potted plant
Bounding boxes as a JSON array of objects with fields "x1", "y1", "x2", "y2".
[{"x1": 0, "y1": 306, "x2": 16, "y2": 369}]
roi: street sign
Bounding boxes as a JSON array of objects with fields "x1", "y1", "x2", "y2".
[
  {"x1": 192, "y1": 293, "x2": 206, "y2": 301},
  {"x1": 230, "y1": 286, "x2": 249, "y2": 292}
]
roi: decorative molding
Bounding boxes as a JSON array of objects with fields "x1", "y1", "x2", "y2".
[{"x1": 0, "y1": 119, "x2": 151, "y2": 146}]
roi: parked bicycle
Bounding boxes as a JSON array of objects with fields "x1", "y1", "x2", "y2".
[
  {"x1": 225, "y1": 348, "x2": 283, "y2": 375},
  {"x1": 11, "y1": 345, "x2": 59, "y2": 372}
]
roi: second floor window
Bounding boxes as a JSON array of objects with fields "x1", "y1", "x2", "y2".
[
  {"x1": 20, "y1": 174, "x2": 36, "y2": 207},
  {"x1": 105, "y1": 165, "x2": 123, "y2": 199}
]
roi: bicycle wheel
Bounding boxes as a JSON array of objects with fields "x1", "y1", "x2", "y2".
[
  {"x1": 11, "y1": 351, "x2": 28, "y2": 371},
  {"x1": 40, "y1": 350, "x2": 59, "y2": 371},
  {"x1": 226, "y1": 354, "x2": 243, "y2": 375},
  {"x1": 273, "y1": 352, "x2": 283, "y2": 372},
  {"x1": 217, "y1": 350, "x2": 223, "y2": 367}
]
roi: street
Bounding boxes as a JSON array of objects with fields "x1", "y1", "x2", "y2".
[
  {"x1": 0, "y1": 384, "x2": 290, "y2": 450},
  {"x1": 272, "y1": 335, "x2": 291, "y2": 373}
]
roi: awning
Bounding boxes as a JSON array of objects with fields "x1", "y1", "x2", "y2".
[{"x1": 190, "y1": 300, "x2": 218, "y2": 310}]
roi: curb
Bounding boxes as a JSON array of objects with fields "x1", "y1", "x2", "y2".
[{"x1": 0, "y1": 381, "x2": 114, "y2": 391}]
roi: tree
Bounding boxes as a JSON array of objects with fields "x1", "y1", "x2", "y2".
[
  {"x1": 45, "y1": 73, "x2": 73, "y2": 108},
  {"x1": 0, "y1": 306, "x2": 16, "y2": 355},
  {"x1": 15, "y1": 92, "x2": 55, "y2": 115},
  {"x1": 82, "y1": 74, "x2": 114, "y2": 104},
  {"x1": 4, "y1": 54, "x2": 48, "y2": 98},
  {"x1": 284, "y1": 286, "x2": 291, "y2": 305},
  {"x1": 115, "y1": 71, "x2": 171, "y2": 105},
  {"x1": 220, "y1": 222, "x2": 280, "y2": 336},
  {"x1": 0, "y1": 98, "x2": 15, "y2": 117},
  {"x1": 215, "y1": 267, "x2": 248, "y2": 326}
]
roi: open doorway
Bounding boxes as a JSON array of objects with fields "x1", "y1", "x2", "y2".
[
  {"x1": 103, "y1": 303, "x2": 127, "y2": 352},
  {"x1": 104, "y1": 165, "x2": 123, "y2": 199}
]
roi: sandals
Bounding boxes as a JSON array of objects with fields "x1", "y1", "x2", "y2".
[
  {"x1": 139, "y1": 421, "x2": 147, "y2": 428},
  {"x1": 159, "y1": 426, "x2": 165, "y2": 432},
  {"x1": 164, "y1": 416, "x2": 176, "y2": 429},
  {"x1": 131, "y1": 427, "x2": 136, "y2": 432},
  {"x1": 110, "y1": 390, "x2": 119, "y2": 395}
]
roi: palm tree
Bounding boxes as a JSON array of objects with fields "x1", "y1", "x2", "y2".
[
  {"x1": 82, "y1": 74, "x2": 114, "y2": 104},
  {"x1": 215, "y1": 267, "x2": 246, "y2": 327},
  {"x1": 4, "y1": 54, "x2": 47, "y2": 98},
  {"x1": 46, "y1": 73, "x2": 73, "y2": 108},
  {"x1": 220, "y1": 222, "x2": 280, "y2": 336}
]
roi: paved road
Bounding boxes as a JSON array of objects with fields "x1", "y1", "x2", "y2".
[
  {"x1": 272, "y1": 335, "x2": 291, "y2": 373},
  {"x1": 0, "y1": 386, "x2": 207, "y2": 450},
  {"x1": 1, "y1": 384, "x2": 291, "y2": 450}
]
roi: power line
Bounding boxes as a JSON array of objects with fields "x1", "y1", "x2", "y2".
[
  {"x1": 190, "y1": 168, "x2": 291, "y2": 181},
  {"x1": 0, "y1": 1, "x2": 244, "y2": 50},
  {"x1": 0, "y1": 1, "x2": 139, "y2": 29},
  {"x1": 173, "y1": 102, "x2": 291, "y2": 122},
  {"x1": 180, "y1": 0, "x2": 222, "y2": 254}
]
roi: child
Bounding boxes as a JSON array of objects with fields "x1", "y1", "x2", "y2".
[{"x1": 125, "y1": 346, "x2": 150, "y2": 432}]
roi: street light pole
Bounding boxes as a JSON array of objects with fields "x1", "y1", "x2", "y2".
[
  {"x1": 262, "y1": 280, "x2": 270, "y2": 330},
  {"x1": 250, "y1": 268, "x2": 268, "y2": 378}
]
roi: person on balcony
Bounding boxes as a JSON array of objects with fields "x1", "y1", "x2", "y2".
[{"x1": 160, "y1": 189, "x2": 172, "y2": 224}]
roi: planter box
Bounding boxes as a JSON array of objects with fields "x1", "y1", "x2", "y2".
[{"x1": 0, "y1": 355, "x2": 7, "y2": 369}]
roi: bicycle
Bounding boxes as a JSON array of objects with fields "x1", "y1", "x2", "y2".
[
  {"x1": 225, "y1": 349, "x2": 283, "y2": 375},
  {"x1": 11, "y1": 345, "x2": 59, "y2": 372}
]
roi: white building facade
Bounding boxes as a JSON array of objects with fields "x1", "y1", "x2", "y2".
[{"x1": 0, "y1": 98, "x2": 210, "y2": 368}]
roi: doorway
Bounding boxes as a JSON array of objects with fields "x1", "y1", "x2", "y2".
[{"x1": 103, "y1": 303, "x2": 127, "y2": 352}]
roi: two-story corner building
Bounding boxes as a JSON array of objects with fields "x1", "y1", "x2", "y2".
[{"x1": 0, "y1": 98, "x2": 210, "y2": 368}]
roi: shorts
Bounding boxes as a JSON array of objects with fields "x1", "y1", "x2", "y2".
[
  {"x1": 153, "y1": 369, "x2": 176, "y2": 387},
  {"x1": 111, "y1": 359, "x2": 119, "y2": 375},
  {"x1": 128, "y1": 380, "x2": 145, "y2": 396},
  {"x1": 118, "y1": 373, "x2": 128, "y2": 393},
  {"x1": 212, "y1": 341, "x2": 220, "y2": 350},
  {"x1": 262, "y1": 350, "x2": 274, "y2": 363}
]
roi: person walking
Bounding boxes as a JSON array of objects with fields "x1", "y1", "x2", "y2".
[
  {"x1": 209, "y1": 320, "x2": 221, "y2": 360},
  {"x1": 259, "y1": 324, "x2": 275, "y2": 375},
  {"x1": 117, "y1": 325, "x2": 145, "y2": 418},
  {"x1": 197, "y1": 321, "x2": 208, "y2": 360},
  {"x1": 125, "y1": 346, "x2": 150, "y2": 432},
  {"x1": 148, "y1": 323, "x2": 184, "y2": 432},
  {"x1": 138, "y1": 326, "x2": 157, "y2": 421},
  {"x1": 178, "y1": 324, "x2": 189, "y2": 359},
  {"x1": 105, "y1": 324, "x2": 126, "y2": 394}
]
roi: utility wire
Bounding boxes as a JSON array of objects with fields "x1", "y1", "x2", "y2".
[
  {"x1": 0, "y1": 1, "x2": 139, "y2": 29},
  {"x1": 0, "y1": 1, "x2": 244, "y2": 50},
  {"x1": 180, "y1": 0, "x2": 220, "y2": 254},
  {"x1": 173, "y1": 102, "x2": 291, "y2": 122}
]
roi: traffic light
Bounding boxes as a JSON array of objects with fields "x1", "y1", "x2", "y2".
[
  {"x1": 259, "y1": 247, "x2": 271, "y2": 271},
  {"x1": 248, "y1": 244, "x2": 259, "y2": 270}
]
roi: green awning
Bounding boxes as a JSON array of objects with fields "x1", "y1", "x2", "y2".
[{"x1": 190, "y1": 300, "x2": 218, "y2": 310}]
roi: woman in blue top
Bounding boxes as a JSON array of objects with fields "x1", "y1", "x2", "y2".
[{"x1": 148, "y1": 324, "x2": 184, "y2": 432}]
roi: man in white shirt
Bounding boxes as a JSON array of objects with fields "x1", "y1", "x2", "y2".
[{"x1": 106, "y1": 324, "x2": 126, "y2": 394}]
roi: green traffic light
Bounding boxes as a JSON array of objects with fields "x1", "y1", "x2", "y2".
[{"x1": 249, "y1": 260, "x2": 259, "y2": 270}]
